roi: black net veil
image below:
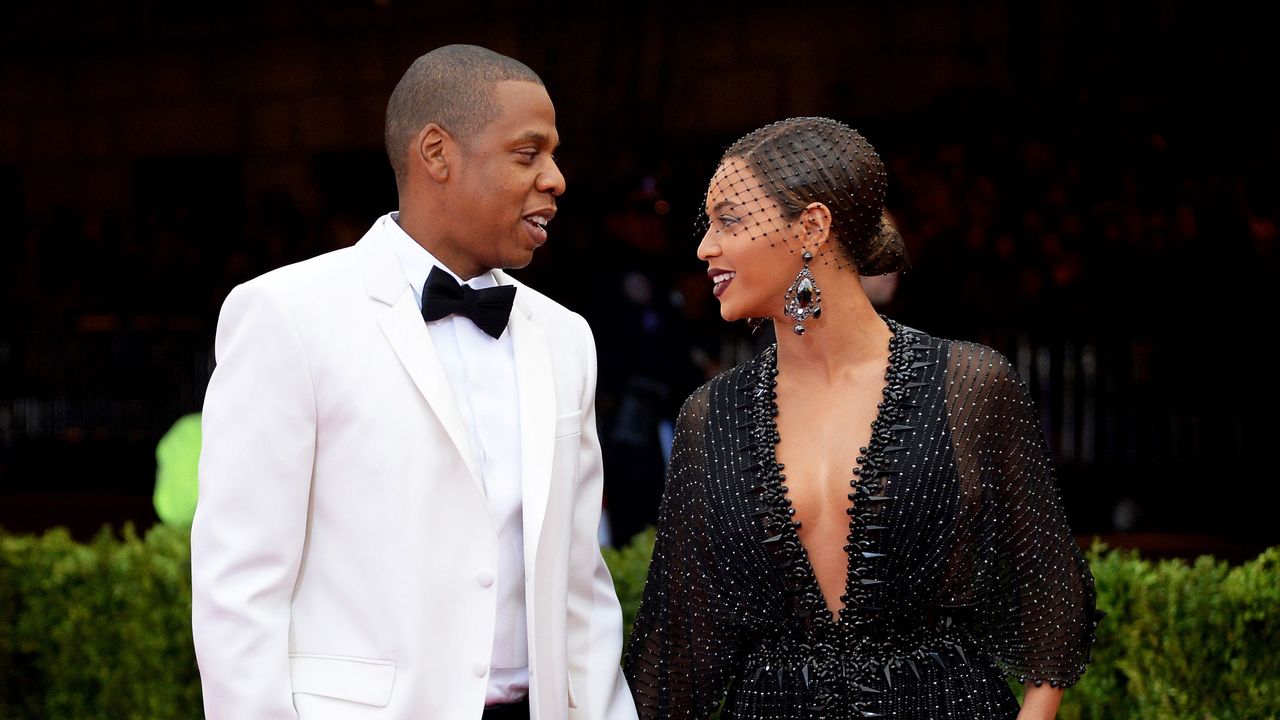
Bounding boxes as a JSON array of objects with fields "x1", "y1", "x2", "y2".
[{"x1": 698, "y1": 116, "x2": 908, "y2": 276}]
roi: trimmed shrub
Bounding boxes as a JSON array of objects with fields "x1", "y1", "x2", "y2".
[
  {"x1": 601, "y1": 526, "x2": 656, "y2": 645},
  {"x1": 1056, "y1": 546, "x2": 1280, "y2": 720},
  {"x1": 1, "y1": 525, "x2": 1277, "y2": 719},
  {"x1": 0, "y1": 525, "x2": 202, "y2": 720}
]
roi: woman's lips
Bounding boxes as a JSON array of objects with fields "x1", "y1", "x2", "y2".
[{"x1": 710, "y1": 271, "x2": 736, "y2": 298}]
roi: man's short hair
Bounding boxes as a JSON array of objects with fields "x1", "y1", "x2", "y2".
[{"x1": 384, "y1": 44, "x2": 543, "y2": 189}]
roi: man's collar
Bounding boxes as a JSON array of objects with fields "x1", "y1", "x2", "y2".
[{"x1": 385, "y1": 212, "x2": 498, "y2": 298}]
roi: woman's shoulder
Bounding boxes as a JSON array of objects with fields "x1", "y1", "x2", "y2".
[
  {"x1": 942, "y1": 338, "x2": 1020, "y2": 384},
  {"x1": 674, "y1": 346, "x2": 774, "y2": 427},
  {"x1": 890, "y1": 321, "x2": 1018, "y2": 380}
]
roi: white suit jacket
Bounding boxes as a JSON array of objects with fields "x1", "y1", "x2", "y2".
[{"x1": 191, "y1": 217, "x2": 638, "y2": 720}]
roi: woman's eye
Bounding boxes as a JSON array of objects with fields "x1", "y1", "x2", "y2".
[{"x1": 720, "y1": 215, "x2": 739, "y2": 227}]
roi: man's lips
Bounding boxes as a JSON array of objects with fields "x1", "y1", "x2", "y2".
[
  {"x1": 708, "y1": 268, "x2": 735, "y2": 298},
  {"x1": 522, "y1": 208, "x2": 555, "y2": 245}
]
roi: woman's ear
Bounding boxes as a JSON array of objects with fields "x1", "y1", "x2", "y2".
[
  {"x1": 799, "y1": 202, "x2": 834, "y2": 248},
  {"x1": 415, "y1": 123, "x2": 450, "y2": 183}
]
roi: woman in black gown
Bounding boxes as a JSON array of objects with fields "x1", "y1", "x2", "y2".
[{"x1": 623, "y1": 118, "x2": 1099, "y2": 719}]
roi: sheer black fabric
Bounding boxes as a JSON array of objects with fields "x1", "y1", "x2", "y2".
[{"x1": 624, "y1": 320, "x2": 1099, "y2": 719}]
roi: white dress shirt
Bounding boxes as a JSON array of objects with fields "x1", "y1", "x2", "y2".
[{"x1": 387, "y1": 213, "x2": 529, "y2": 705}]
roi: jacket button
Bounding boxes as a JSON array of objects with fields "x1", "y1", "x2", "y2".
[
  {"x1": 477, "y1": 571, "x2": 495, "y2": 588},
  {"x1": 473, "y1": 661, "x2": 488, "y2": 677}
]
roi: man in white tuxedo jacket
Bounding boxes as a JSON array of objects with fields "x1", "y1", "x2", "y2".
[{"x1": 191, "y1": 45, "x2": 638, "y2": 720}]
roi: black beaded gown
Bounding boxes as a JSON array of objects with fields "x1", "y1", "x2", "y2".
[{"x1": 624, "y1": 320, "x2": 1099, "y2": 719}]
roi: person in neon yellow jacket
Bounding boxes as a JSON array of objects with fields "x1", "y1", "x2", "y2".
[{"x1": 153, "y1": 412, "x2": 202, "y2": 528}]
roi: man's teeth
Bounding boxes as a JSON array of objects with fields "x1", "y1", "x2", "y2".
[
  {"x1": 526, "y1": 216, "x2": 547, "y2": 228},
  {"x1": 713, "y1": 272, "x2": 735, "y2": 285}
]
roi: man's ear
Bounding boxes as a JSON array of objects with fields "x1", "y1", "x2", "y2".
[{"x1": 415, "y1": 123, "x2": 450, "y2": 182}]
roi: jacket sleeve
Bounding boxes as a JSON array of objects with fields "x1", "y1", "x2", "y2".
[
  {"x1": 565, "y1": 315, "x2": 640, "y2": 720},
  {"x1": 624, "y1": 387, "x2": 741, "y2": 719},
  {"x1": 191, "y1": 282, "x2": 315, "y2": 720}
]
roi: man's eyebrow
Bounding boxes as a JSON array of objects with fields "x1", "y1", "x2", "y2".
[{"x1": 515, "y1": 130, "x2": 559, "y2": 150}]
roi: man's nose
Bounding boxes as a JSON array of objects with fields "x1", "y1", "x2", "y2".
[{"x1": 539, "y1": 159, "x2": 566, "y2": 196}]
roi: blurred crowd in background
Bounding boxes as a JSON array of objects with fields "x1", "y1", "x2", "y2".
[{"x1": 1, "y1": 1, "x2": 1276, "y2": 553}]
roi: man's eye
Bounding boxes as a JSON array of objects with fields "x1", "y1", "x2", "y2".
[{"x1": 518, "y1": 150, "x2": 538, "y2": 161}]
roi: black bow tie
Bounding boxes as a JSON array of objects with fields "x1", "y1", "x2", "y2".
[{"x1": 420, "y1": 266, "x2": 517, "y2": 339}]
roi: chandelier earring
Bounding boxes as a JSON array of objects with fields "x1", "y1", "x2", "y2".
[{"x1": 783, "y1": 251, "x2": 822, "y2": 336}]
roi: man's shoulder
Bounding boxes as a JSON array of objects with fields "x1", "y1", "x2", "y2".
[
  {"x1": 503, "y1": 274, "x2": 589, "y2": 335},
  {"x1": 241, "y1": 245, "x2": 358, "y2": 296},
  {"x1": 215, "y1": 245, "x2": 366, "y2": 330}
]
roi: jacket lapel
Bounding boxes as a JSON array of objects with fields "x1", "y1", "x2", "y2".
[
  {"x1": 355, "y1": 223, "x2": 483, "y2": 493},
  {"x1": 499, "y1": 271, "x2": 557, "y2": 569}
]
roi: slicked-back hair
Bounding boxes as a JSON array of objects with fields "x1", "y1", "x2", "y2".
[
  {"x1": 722, "y1": 117, "x2": 908, "y2": 276},
  {"x1": 384, "y1": 44, "x2": 543, "y2": 189}
]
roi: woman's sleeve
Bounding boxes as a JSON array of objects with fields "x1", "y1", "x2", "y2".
[
  {"x1": 624, "y1": 389, "x2": 742, "y2": 719},
  {"x1": 970, "y1": 352, "x2": 1101, "y2": 688}
]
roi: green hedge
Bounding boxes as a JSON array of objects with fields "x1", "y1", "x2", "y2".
[
  {"x1": 0, "y1": 525, "x2": 201, "y2": 719},
  {"x1": 2, "y1": 525, "x2": 1277, "y2": 719}
]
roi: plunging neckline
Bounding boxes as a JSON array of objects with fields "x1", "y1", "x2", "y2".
[
  {"x1": 773, "y1": 326, "x2": 897, "y2": 624},
  {"x1": 746, "y1": 317, "x2": 921, "y2": 632}
]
